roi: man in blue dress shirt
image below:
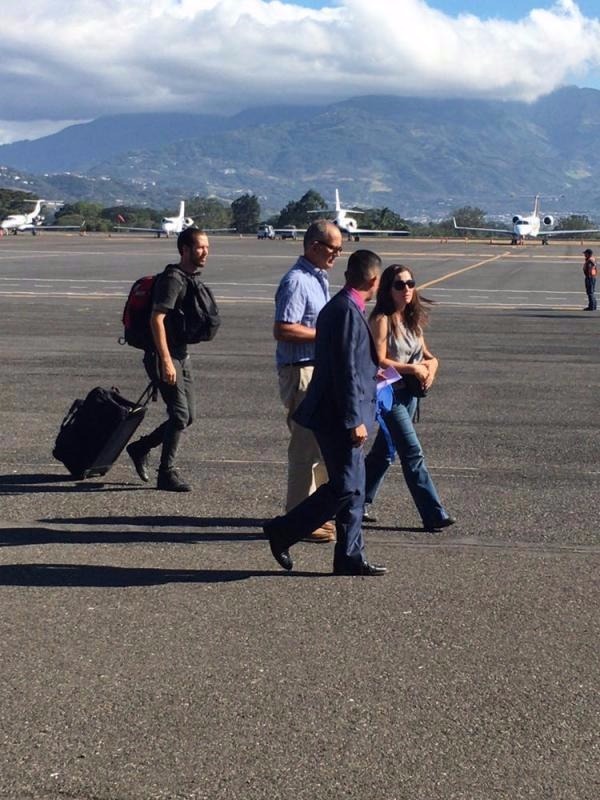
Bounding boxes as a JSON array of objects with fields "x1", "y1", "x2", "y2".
[{"x1": 273, "y1": 219, "x2": 343, "y2": 542}]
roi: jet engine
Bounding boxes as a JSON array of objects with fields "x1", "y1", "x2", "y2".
[
  {"x1": 183, "y1": 217, "x2": 194, "y2": 229},
  {"x1": 542, "y1": 215, "x2": 554, "y2": 226},
  {"x1": 512, "y1": 216, "x2": 521, "y2": 224}
]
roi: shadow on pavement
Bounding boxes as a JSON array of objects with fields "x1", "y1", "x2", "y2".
[
  {"x1": 510, "y1": 313, "x2": 591, "y2": 319},
  {"x1": 0, "y1": 473, "x2": 145, "y2": 494},
  {"x1": 0, "y1": 563, "x2": 323, "y2": 586},
  {"x1": 0, "y1": 526, "x2": 265, "y2": 547},
  {"x1": 42, "y1": 515, "x2": 266, "y2": 528}
]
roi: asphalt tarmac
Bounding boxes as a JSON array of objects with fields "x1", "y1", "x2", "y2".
[{"x1": 0, "y1": 232, "x2": 598, "y2": 800}]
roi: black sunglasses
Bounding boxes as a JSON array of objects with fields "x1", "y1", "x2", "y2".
[
  {"x1": 392, "y1": 279, "x2": 416, "y2": 290},
  {"x1": 314, "y1": 240, "x2": 343, "y2": 255}
]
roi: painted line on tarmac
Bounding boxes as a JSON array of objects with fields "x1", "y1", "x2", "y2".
[
  {"x1": 0, "y1": 291, "x2": 273, "y2": 305},
  {"x1": 417, "y1": 251, "x2": 510, "y2": 290},
  {"x1": 432, "y1": 301, "x2": 584, "y2": 310},
  {"x1": 216, "y1": 253, "x2": 306, "y2": 260},
  {"x1": 0, "y1": 276, "x2": 132, "y2": 285},
  {"x1": 367, "y1": 537, "x2": 600, "y2": 555},
  {"x1": 192, "y1": 460, "x2": 480, "y2": 476},
  {"x1": 427, "y1": 287, "x2": 582, "y2": 296},
  {"x1": 0, "y1": 291, "x2": 124, "y2": 298},
  {"x1": 0, "y1": 251, "x2": 124, "y2": 259},
  {"x1": 0, "y1": 295, "x2": 584, "y2": 310},
  {"x1": 0, "y1": 277, "x2": 281, "y2": 288},
  {"x1": 0, "y1": 290, "x2": 584, "y2": 309},
  {"x1": 21, "y1": 461, "x2": 599, "y2": 474}
]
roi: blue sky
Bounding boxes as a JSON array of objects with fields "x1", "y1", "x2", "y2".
[
  {"x1": 290, "y1": 0, "x2": 598, "y2": 17},
  {"x1": 431, "y1": 0, "x2": 598, "y2": 17}
]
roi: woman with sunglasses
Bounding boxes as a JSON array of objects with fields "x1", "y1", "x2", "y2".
[{"x1": 364, "y1": 264, "x2": 455, "y2": 532}]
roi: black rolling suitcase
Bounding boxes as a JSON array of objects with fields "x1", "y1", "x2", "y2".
[{"x1": 53, "y1": 383, "x2": 155, "y2": 479}]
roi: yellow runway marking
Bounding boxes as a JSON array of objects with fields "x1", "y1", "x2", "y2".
[{"x1": 418, "y1": 251, "x2": 511, "y2": 290}]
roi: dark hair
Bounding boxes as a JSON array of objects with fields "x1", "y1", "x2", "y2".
[
  {"x1": 370, "y1": 263, "x2": 431, "y2": 337},
  {"x1": 345, "y1": 249, "x2": 382, "y2": 288},
  {"x1": 584, "y1": 248, "x2": 593, "y2": 256},
  {"x1": 177, "y1": 226, "x2": 207, "y2": 254}
]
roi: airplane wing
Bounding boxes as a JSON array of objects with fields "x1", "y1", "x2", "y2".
[
  {"x1": 307, "y1": 209, "x2": 344, "y2": 216},
  {"x1": 453, "y1": 218, "x2": 512, "y2": 235},
  {"x1": 39, "y1": 224, "x2": 85, "y2": 231},
  {"x1": 542, "y1": 228, "x2": 600, "y2": 237},
  {"x1": 353, "y1": 228, "x2": 409, "y2": 237},
  {"x1": 116, "y1": 226, "x2": 237, "y2": 234},
  {"x1": 117, "y1": 226, "x2": 160, "y2": 234},
  {"x1": 28, "y1": 223, "x2": 85, "y2": 233}
]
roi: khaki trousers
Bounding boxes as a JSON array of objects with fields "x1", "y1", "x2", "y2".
[{"x1": 278, "y1": 364, "x2": 328, "y2": 512}]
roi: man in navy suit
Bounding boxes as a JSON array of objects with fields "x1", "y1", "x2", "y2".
[{"x1": 263, "y1": 250, "x2": 386, "y2": 576}]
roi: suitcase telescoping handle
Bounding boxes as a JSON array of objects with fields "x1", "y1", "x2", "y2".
[{"x1": 135, "y1": 381, "x2": 158, "y2": 407}]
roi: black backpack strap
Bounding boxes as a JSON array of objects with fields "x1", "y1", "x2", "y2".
[{"x1": 162, "y1": 264, "x2": 189, "y2": 304}]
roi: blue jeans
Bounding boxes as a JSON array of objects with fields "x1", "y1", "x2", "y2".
[
  {"x1": 585, "y1": 276, "x2": 596, "y2": 310},
  {"x1": 364, "y1": 386, "x2": 447, "y2": 527}
]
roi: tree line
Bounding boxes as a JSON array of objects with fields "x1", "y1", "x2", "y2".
[{"x1": 0, "y1": 188, "x2": 597, "y2": 239}]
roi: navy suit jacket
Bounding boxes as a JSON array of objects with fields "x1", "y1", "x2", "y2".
[{"x1": 293, "y1": 289, "x2": 379, "y2": 433}]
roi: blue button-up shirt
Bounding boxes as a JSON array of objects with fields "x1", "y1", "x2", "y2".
[{"x1": 274, "y1": 256, "x2": 330, "y2": 368}]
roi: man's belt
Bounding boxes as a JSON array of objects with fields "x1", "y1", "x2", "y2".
[{"x1": 283, "y1": 360, "x2": 315, "y2": 368}]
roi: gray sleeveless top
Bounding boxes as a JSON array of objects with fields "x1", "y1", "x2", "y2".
[{"x1": 387, "y1": 318, "x2": 423, "y2": 363}]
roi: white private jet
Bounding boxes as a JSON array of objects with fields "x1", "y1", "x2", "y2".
[
  {"x1": 121, "y1": 201, "x2": 194, "y2": 238},
  {"x1": 0, "y1": 199, "x2": 83, "y2": 235},
  {"x1": 120, "y1": 201, "x2": 235, "y2": 238},
  {"x1": 453, "y1": 195, "x2": 600, "y2": 245},
  {"x1": 309, "y1": 189, "x2": 410, "y2": 241}
]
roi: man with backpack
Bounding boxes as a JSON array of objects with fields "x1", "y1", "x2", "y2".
[{"x1": 126, "y1": 227, "x2": 219, "y2": 491}]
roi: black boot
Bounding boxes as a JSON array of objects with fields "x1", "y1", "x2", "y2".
[
  {"x1": 126, "y1": 440, "x2": 151, "y2": 483},
  {"x1": 157, "y1": 467, "x2": 191, "y2": 492}
]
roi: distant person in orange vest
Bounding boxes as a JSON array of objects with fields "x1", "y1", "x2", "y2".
[{"x1": 583, "y1": 248, "x2": 597, "y2": 311}]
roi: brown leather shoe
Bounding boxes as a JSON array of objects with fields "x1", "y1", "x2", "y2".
[{"x1": 302, "y1": 521, "x2": 336, "y2": 543}]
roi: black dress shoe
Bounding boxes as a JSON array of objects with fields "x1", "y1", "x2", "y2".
[
  {"x1": 263, "y1": 519, "x2": 293, "y2": 571},
  {"x1": 423, "y1": 514, "x2": 456, "y2": 533},
  {"x1": 127, "y1": 441, "x2": 150, "y2": 482},
  {"x1": 333, "y1": 561, "x2": 387, "y2": 576}
]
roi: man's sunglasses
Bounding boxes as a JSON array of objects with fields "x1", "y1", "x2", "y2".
[
  {"x1": 314, "y1": 241, "x2": 343, "y2": 255},
  {"x1": 392, "y1": 279, "x2": 416, "y2": 290}
]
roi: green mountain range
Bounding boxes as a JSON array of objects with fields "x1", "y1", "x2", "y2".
[{"x1": 2, "y1": 87, "x2": 600, "y2": 218}]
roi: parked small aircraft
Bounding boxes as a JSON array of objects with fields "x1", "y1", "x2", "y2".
[
  {"x1": 310, "y1": 189, "x2": 410, "y2": 240},
  {"x1": 0, "y1": 199, "x2": 83, "y2": 235},
  {"x1": 120, "y1": 201, "x2": 235, "y2": 238},
  {"x1": 453, "y1": 195, "x2": 600, "y2": 245},
  {"x1": 121, "y1": 201, "x2": 193, "y2": 238}
]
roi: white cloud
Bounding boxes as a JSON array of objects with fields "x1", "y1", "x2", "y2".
[{"x1": 0, "y1": 0, "x2": 599, "y2": 142}]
